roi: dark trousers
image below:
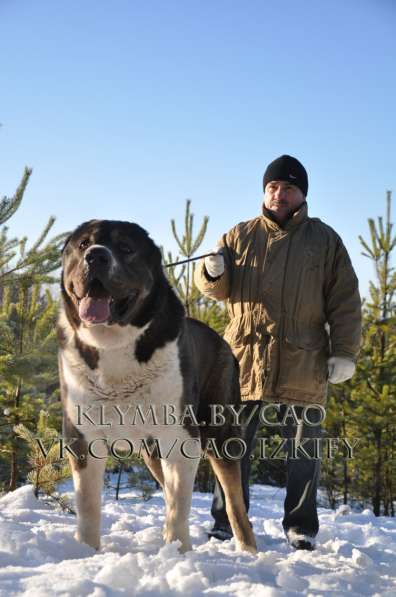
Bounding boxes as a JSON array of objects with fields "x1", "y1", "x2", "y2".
[{"x1": 211, "y1": 402, "x2": 321, "y2": 537}]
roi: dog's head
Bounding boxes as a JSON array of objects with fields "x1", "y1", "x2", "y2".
[{"x1": 61, "y1": 219, "x2": 163, "y2": 327}]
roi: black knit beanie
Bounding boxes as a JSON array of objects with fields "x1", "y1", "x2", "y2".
[{"x1": 263, "y1": 155, "x2": 308, "y2": 197}]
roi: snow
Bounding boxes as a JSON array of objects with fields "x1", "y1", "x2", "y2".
[{"x1": 0, "y1": 483, "x2": 395, "y2": 596}]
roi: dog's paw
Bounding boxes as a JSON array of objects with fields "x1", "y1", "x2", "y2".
[
  {"x1": 235, "y1": 540, "x2": 257, "y2": 555},
  {"x1": 163, "y1": 528, "x2": 192, "y2": 553},
  {"x1": 74, "y1": 529, "x2": 100, "y2": 551}
]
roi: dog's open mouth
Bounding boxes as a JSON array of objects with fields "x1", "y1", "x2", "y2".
[
  {"x1": 77, "y1": 279, "x2": 137, "y2": 324},
  {"x1": 78, "y1": 279, "x2": 111, "y2": 324}
]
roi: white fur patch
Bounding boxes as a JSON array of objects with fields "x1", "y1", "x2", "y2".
[
  {"x1": 59, "y1": 305, "x2": 186, "y2": 449},
  {"x1": 77, "y1": 319, "x2": 149, "y2": 349}
]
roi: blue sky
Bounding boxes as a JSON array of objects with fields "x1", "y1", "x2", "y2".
[{"x1": 1, "y1": 0, "x2": 395, "y2": 298}]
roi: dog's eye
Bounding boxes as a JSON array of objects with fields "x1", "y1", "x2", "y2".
[
  {"x1": 118, "y1": 243, "x2": 134, "y2": 255},
  {"x1": 79, "y1": 239, "x2": 90, "y2": 251}
]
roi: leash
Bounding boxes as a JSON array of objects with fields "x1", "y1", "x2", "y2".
[{"x1": 165, "y1": 250, "x2": 222, "y2": 268}]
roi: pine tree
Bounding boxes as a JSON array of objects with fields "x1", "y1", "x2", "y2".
[
  {"x1": 324, "y1": 191, "x2": 396, "y2": 515},
  {"x1": 164, "y1": 199, "x2": 229, "y2": 335},
  {"x1": 352, "y1": 190, "x2": 396, "y2": 515},
  {"x1": 0, "y1": 281, "x2": 62, "y2": 490},
  {"x1": 321, "y1": 385, "x2": 359, "y2": 509},
  {"x1": 0, "y1": 169, "x2": 67, "y2": 490},
  {"x1": 0, "y1": 168, "x2": 67, "y2": 288},
  {"x1": 13, "y1": 411, "x2": 73, "y2": 512}
]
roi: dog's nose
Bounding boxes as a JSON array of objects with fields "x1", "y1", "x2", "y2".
[{"x1": 84, "y1": 247, "x2": 111, "y2": 268}]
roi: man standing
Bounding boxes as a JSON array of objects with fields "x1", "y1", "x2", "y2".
[{"x1": 194, "y1": 155, "x2": 361, "y2": 550}]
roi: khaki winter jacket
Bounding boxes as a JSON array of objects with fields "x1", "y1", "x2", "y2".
[{"x1": 194, "y1": 202, "x2": 362, "y2": 405}]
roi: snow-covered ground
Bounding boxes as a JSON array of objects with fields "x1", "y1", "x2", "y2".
[{"x1": 0, "y1": 482, "x2": 395, "y2": 596}]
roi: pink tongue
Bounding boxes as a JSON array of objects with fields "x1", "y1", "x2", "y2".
[{"x1": 79, "y1": 297, "x2": 111, "y2": 323}]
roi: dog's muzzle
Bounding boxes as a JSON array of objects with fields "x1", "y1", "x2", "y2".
[{"x1": 78, "y1": 246, "x2": 113, "y2": 325}]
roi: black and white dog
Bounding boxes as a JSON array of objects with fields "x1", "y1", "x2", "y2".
[{"x1": 58, "y1": 219, "x2": 256, "y2": 554}]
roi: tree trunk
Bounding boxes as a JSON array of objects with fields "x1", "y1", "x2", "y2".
[
  {"x1": 373, "y1": 430, "x2": 382, "y2": 516},
  {"x1": 8, "y1": 447, "x2": 17, "y2": 491},
  {"x1": 115, "y1": 461, "x2": 124, "y2": 500},
  {"x1": 8, "y1": 382, "x2": 22, "y2": 491},
  {"x1": 342, "y1": 419, "x2": 348, "y2": 505},
  {"x1": 343, "y1": 459, "x2": 349, "y2": 505}
]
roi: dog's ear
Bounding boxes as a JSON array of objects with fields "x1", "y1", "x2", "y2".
[
  {"x1": 128, "y1": 223, "x2": 162, "y2": 265},
  {"x1": 151, "y1": 242, "x2": 163, "y2": 268},
  {"x1": 142, "y1": 230, "x2": 162, "y2": 268},
  {"x1": 61, "y1": 233, "x2": 73, "y2": 254}
]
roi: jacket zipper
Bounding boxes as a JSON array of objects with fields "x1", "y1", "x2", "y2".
[
  {"x1": 260, "y1": 232, "x2": 270, "y2": 300},
  {"x1": 258, "y1": 232, "x2": 271, "y2": 391},
  {"x1": 272, "y1": 233, "x2": 294, "y2": 394}
]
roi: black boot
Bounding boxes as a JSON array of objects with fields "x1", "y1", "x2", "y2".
[
  {"x1": 286, "y1": 529, "x2": 316, "y2": 551},
  {"x1": 207, "y1": 523, "x2": 233, "y2": 541}
]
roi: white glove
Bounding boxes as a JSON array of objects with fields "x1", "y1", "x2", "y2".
[
  {"x1": 327, "y1": 356, "x2": 356, "y2": 384},
  {"x1": 204, "y1": 246, "x2": 225, "y2": 278}
]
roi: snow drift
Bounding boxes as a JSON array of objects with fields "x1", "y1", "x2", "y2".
[{"x1": 0, "y1": 483, "x2": 395, "y2": 596}]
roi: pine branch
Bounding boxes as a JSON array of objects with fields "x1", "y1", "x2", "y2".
[{"x1": 0, "y1": 167, "x2": 32, "y2": 226}]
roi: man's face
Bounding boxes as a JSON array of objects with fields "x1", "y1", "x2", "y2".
[{"x1": 264, "y1": 181, "x2": 305, "y2": 224}]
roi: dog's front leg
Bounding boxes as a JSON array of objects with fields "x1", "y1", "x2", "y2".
[
  {"x1": 69, "y1": 453, "x2": 107, "y2": 550},
  {"x1": 161, "y1": 455, "x2": 199, "y2": 553}
]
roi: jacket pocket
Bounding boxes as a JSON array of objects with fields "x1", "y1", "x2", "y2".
[
  {"x1": 304, "y1": 247, "x2": 321, "y2": 271},
  {"x1": 278, "y1": 325, "x2": 329, "y2": 395},
  {"x1": 223, "y1": 315, "x2": 255, "y2": 395}
]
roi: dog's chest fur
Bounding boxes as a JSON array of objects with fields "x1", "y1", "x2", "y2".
[{"x1": 59, "y1": 311, "x2": 184, "y2": 443}]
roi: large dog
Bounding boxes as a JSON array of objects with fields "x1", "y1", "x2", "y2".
[{"x1": 58, "y1": 219, "x2": 256, "y2": 554}]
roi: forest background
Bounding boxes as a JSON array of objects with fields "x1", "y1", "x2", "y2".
[{"x1": 0, "y1": 170, "x2": 395, "y2": 518}]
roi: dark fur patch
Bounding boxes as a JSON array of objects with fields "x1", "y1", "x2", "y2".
[
  {"x1": 75, "y1": 335, "x2": 99, "y2": 370},
  {"x1": 56, "y1": 324, "x2": 67, "y2": 349},
  {"x1": 134, "y1": 281, "x2": 185, "y2": 363},
  {"x1": 183, "y1": 318, "x2": 242, "y2": 445},
  {"x1": 175, "y1": 322, "x2": 200, "y2": 439}
]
